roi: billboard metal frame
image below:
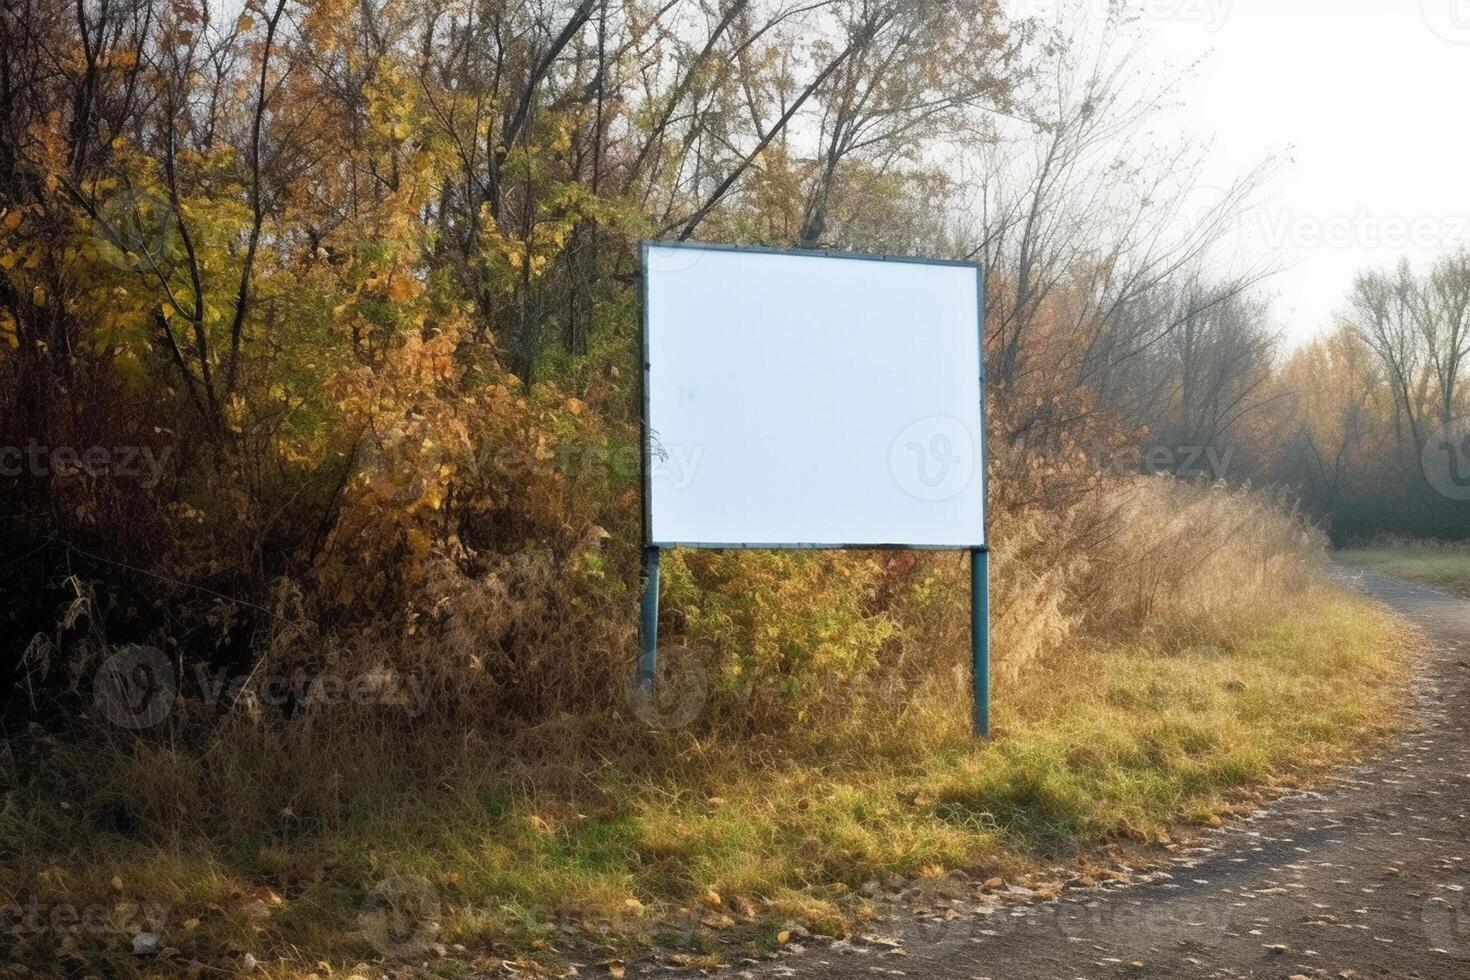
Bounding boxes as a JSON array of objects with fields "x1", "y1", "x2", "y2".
[{"x1": 637, "y1": 240, "x2": 991, "y2": 737}]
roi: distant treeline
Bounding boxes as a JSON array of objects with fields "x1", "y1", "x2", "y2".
[{"x1": 1258, "y1": 255, "x2": 1470, "y2": 543}]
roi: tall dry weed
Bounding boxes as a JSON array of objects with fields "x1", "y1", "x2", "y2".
[{"x1": 1077, "y1": 477, "x2": 1327, "y2": 644}]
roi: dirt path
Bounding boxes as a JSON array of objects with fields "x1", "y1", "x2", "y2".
[{"x1": 719, "y1": 570, "x2": 1470, "y2": 980}]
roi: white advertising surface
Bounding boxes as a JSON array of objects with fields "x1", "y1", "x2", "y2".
[{"x1": 643, "y1": 242, "x2": 985, "y2": 548}]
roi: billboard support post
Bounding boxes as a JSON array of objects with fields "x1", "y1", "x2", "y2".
[
  {"x1": 639, "y1": 546, "x2": 661, "y2": 691},
  {"x1": 971, "y1": 546, "x2": 990, "y2": 739}
]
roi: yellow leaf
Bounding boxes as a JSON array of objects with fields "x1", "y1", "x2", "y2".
[{"x1": 387, "y1": 274, "x2": 420, "y2": 302}]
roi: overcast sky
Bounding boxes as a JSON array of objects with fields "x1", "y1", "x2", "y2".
[{"x1": 1105, "y1": 0, "x2": 1470, "y2": 345}]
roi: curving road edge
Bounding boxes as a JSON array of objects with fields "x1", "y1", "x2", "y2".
[{"x1": 719, "y1": 569, "x2": 1470, "y2": 980}]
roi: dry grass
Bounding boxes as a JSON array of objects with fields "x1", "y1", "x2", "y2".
[
  {"x1": 1337, "y1": 540, "x2": 1470, "y2": 597},
  {"x1": 0, "y1": 479, "x2": 1413, "y2": 977}
]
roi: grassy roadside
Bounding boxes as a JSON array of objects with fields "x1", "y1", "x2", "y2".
[
  {"x1": 1337, "y1": 543, "x2": 1470, "y2": 597},
  {"x1": 1, "y1": 585, "x2": 1411, "y2": 978}
]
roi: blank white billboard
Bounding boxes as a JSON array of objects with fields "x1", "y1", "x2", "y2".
[{"x1": 643, "y1": 242, "x2": 985, "y2": 549}]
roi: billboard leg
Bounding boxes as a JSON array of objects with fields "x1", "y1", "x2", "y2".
[
  {"x1": 971, "y1": 547, "x2": 990, "y2": 739},
  {"x1": 639, "y1": 546, "x2": 662, "y2": 691}
]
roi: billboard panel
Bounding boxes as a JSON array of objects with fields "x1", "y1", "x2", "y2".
[{"x1": 644, "y1": 242, "x2": 985, "y2": 548}]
